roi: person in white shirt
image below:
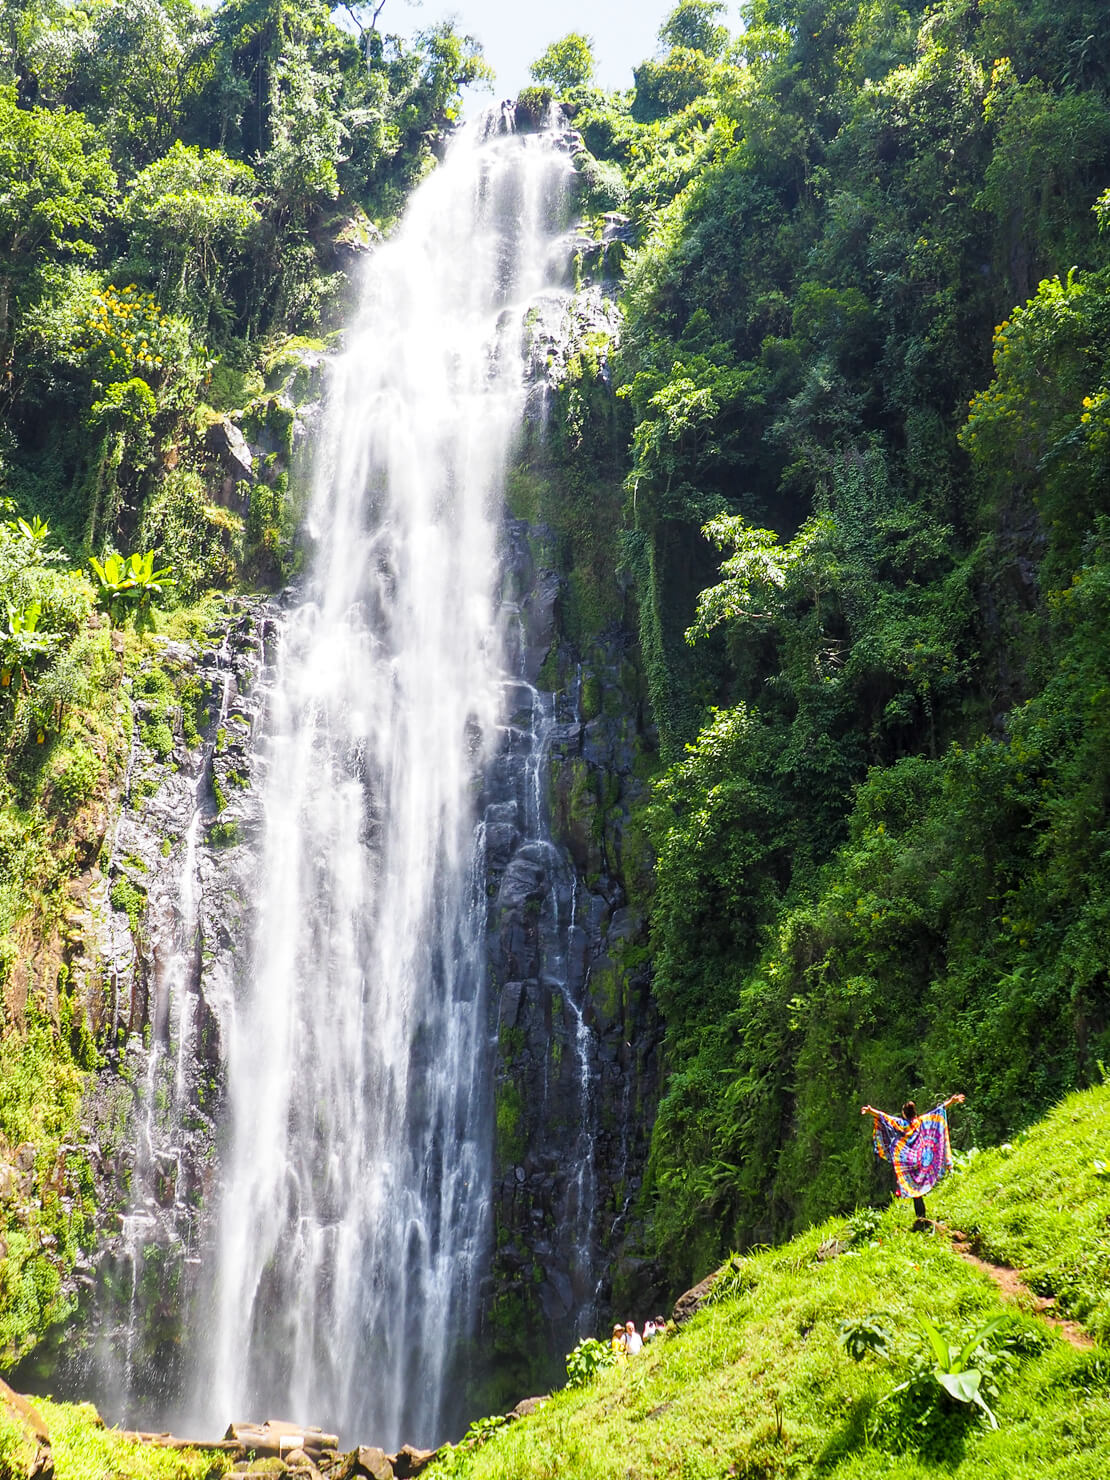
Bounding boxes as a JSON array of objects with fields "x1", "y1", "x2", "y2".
[{"x1": 624, "y1": 1320, "x2": 643, "y2": 1355}]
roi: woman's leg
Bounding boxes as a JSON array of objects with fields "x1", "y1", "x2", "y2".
[{"x1": 913, "y1": 1196, "x2": 927, "y2": 1221}]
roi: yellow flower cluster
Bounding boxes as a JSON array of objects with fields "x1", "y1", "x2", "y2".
[
  {"x1": 78, "y1": 284, "x2": 175, "y2": 379},
  {"x1": 1079, "y1": 388, "x2": 1109, "y2": 450},
  {"x1": 991, "y1": 317, "x2": 1011, "y2": 366}
]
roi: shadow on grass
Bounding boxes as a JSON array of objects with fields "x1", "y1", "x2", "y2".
[
  {"x1": 813, "y1": 1393, "x2": 877, "y2": 1471},
  {"x1": 814, "y1": 1390, "x2": 974, "y2": 1473}
]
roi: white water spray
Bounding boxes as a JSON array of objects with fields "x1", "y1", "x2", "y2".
[{"x1": 203, "y1": 118, "x2": 576, "y2": 1449}]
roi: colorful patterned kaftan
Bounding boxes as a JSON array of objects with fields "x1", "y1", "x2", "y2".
[{"x1": 870, "y1": 1104, "x2": 952, "y2": 1198}]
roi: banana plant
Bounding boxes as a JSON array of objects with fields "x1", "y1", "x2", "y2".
[
  {"x1": 89, "y1": 550, "x2": 175, "y2": 624},
  {"x1": 3, "y1": 514, "x2": 63, "y2": 569},
  {"x1": 0, "y1": 601, "x2": 58, "y2": 693},
  {"x1": 5, "y1": 514, "x2": 52, "y2": 548}
]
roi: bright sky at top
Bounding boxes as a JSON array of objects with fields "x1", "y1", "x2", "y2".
[{"x1": 377, "y1": 0, "x2": 700, "y2": 112}]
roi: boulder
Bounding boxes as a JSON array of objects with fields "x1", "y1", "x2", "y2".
[
  {"x1": 601, "y1": 212, "x2": 635, "y2": 246},
  {"x1": 207, "y1": 416, "x2": 254, "y2": 483},
  {"x1": 672, "y1": 1272, "x2": 717, "y2": 1327},
  {"x1": 332, "y1": 1447, "x2": 393, "y2": 1479},
  {"x1": 0, "y1": 1378, "x2": 53, "y2": 1479},
  {"x1": 507, "y1": 1396, "x2": 549, "y2": 1421},
  {"x1": 387, "y1": 1445, "x2": 437, "y2": 1478},
  {"x1": 225, "y1": 1421, "x2": 339, "y2": 1459}
]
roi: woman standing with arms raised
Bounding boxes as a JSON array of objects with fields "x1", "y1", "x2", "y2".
[{"x1": 862, "y1": 1093, "x2": 966, "y2": 1228}]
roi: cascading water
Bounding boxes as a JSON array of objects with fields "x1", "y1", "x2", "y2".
[{"x1": 200, "y1": 115, "x2": 578, "y2": 1450}]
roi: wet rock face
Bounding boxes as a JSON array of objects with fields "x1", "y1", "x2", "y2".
[
  {"x1": 480, "y1": 516, "x2": 663, "y2": 1397},
  {"x1": 37, "y1": 598, "x2": 277, "y2": 1421}
]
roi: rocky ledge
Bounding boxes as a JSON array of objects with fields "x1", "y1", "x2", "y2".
[{"x1": 122, "y1": 1417, "x2": 437, "y2": 1479}]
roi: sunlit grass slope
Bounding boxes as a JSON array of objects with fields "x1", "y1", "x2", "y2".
[
  {"x1": 431, "y1": 1086, "x2": 1110, "y2": 1480},
  {"x1": 932, "y1": 1081, "x2": 1110, "y2": 1343},
  {"x1": 7, "y1": 1087, "x2": 1110, "y2": 1479},
  {"x1": 0, "y1": 1399, "x2": 230, "y2": 1480}
]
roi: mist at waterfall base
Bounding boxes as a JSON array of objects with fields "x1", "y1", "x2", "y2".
[{"x1": 196, "y1": 119, "x2": 579, "y2": 1448}]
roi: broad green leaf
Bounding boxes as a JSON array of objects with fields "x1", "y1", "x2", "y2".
[
  {"x1": 956, "y1": 1314, "x2": 1008, "y2": 1371},
  {"x1": 937, "y1": 1368, "x2": 982, "y2": 1404},
  {"x1": 919, "y1": 1314, "x2": 951, "y2": 1371}
]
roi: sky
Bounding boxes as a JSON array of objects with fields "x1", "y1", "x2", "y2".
[{"x1": 377, "y1": 0, "x2": 692, "y2": 107}]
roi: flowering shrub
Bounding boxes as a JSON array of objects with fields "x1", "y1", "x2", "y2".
[{"x1": 74, "y1": 282, "x2": 194, "y2": 393}]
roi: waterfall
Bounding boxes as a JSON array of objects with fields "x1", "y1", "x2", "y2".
[{"x1": 201, "y1": 117, "x2": 576, "y2": 1450}]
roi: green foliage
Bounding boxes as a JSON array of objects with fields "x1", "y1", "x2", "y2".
[
  {"x1": 47, "y1": 740, "x2": 101, "y2": 807},
  {"x1": 565, "y1": 1336, "x2": 618, "y2": 1388},
  {"x1": 877, "y1": 1313, "x2": 1009, "y2": 1439},
  {"x1": 36, "y1": 1396, "x2": 233, "y2": 1478},
  {"x1": 109, "y1": 874, "x2": 147, "y2": 934},
  {"x1": 0, "y1": 1408, "x2": 32, "y2": 1477},
  {"x1": 0, "y1": 82, "x2": 115, "y2": 276},
  {"x1": 529, "y1": 33, "x2": 595, "y2": 93},
  {"x1": 632, "y1": 47, "x2": 718, "y2": 124},
  {"x1": 434, "y1": 1411, "x2": 512, "y2": 1476},
  {"x1": 845, "y1": 1206, "x2": 885, "y2": 1247},
  {"x1": 136, "y1": 468, "x2": 241, "y2": 600},
  {"x1": 658, "y1": 2, "x2": 730, "y2": 60},
  {"x1": 122, "y1": 141, "x2": 259, "y2": 323},
  {"x1": 0, "y1": 0, "x2": 487, "y2": 560},
  {"x1": 838, "y1": 1312, "x2": 893, "y2": 1362},
  {"x1": 575, "y1": 0, "x2": 1110, "y2": 1289},
  {"x1": 494, "y1": 1079, "x2": 525, "y2": 1165},
  {"x1": 423, "y1": 1106, "x2": 1110, "y2": 1477},
  {"x1": 0, "y1": 1014, "x2": 91, "y2": 1364},
  {"x1": 978, "y1": 60, "x2": 1110, "y2": 296}
]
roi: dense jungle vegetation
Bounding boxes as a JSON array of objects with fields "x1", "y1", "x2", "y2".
[
  {"x1": 2, "y1": 0, "x2": 1110, "y2": 1374},
  {"x1": 544, "y1": 0, "x2": 1110, "y2": 1286}
]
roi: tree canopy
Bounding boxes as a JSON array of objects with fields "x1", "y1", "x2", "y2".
[{"x1": 529, "y1": 32, "x2": 595, "y2": 92}]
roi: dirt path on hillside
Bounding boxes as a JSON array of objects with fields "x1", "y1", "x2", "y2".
[{"x1": 944, "y1": 1230, "x2": 1093, "y2": 1350}]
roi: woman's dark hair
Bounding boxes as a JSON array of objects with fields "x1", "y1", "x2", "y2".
[{"x1": 902, "y1": 1101, "x2": 918, "y2": 1121}]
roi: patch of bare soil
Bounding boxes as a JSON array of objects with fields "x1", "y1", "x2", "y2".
[{"x1": 944, "y1": 1229, "x2": 1093, "y2": 1350}]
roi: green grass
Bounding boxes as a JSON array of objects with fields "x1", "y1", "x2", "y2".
[
  {"x1": 0, "y1": 1406, "x2": 35, "y2": 1477},
  {"x1": 932, "y1": 1081, "x2": 1110, "y2": 1342},
  {"x1": 36, "y1": 1400, "x2": 231, "y2": 1480},
  {"x1": 430, "y1": 1087, "x2": 1110, "y2": 1480}
]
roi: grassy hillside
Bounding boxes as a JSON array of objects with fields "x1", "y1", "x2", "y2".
[
  {"x1": 0, "y1": 1399, "x2": 228, "y2": 1480},
  {"x1": 429, "y1": 1085, "x2": 1110, "y2": 1480},
  {"x1": 932, "y1": 1083, "x2": 1110, "y2": 1345}
]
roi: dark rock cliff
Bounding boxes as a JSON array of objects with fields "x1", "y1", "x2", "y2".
[{"x1": 476, "y1": 270, "x2": 664, "y2": 1405}]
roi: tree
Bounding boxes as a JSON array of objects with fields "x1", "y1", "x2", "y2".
[
  {"x1": 0, "y1": 84, "x2": 115, "y2": 389},
  {"x1": 123, "y1": 141, "x2": 259, "y2": 322},
  {"x1": 45, "y1": 0, "x2": 208, "y2": 165},
  {"x1": 658, "y1": 1, "x2": 730, "y2": 59},
  {"x1": 631, "y1": 46, "x2": 718, "y2": 123},
  {"x1": 529, "y1": 32, "x2": 595, "y2": 93},
  {"x1": 978, "y1": 60, "x2": 1110, "y2": 301}
]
